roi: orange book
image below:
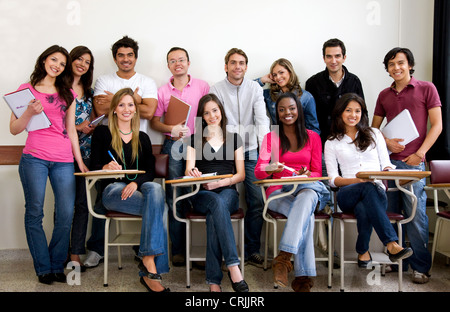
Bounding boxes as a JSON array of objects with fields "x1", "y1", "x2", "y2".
[{"x1": 164, "y1": 95, "x2": 191, "y2": 125}]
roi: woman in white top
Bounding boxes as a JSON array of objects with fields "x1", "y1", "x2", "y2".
[{"x1": 324, "y1": 93, "x2": 412, "y2": 267}]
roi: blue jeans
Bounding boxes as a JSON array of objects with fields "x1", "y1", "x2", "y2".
[
  {"x1": 71, "y1": 158, "x2": 90, "y2": 255},
  {"x1": 268, "y1": 188, "x2": 318, "y2": 277},
  {"x1": 387, "y1": 160, "x2": 431, "y2": 273},
  {"x1": 161, "y1": 138, "x2": 187, "y2": 256},
  {"x1": 86, "y1": 183, "x2": 106, "y2": 256},
  {"x1": 243, "y1": 149, "x2": 265, "y2": 258},
  {"x1": 19, "y1": 153, "x2": 75, "y2": 276},
  {"x1": 337, "y1": 182, "x2": 398, "y2": 255},
  {"x1": 191, "y1": 188, "x2": 240, "y2": 285},
  {"x1": 102, "y1": 182, "x2": 169, "y2": 274}
]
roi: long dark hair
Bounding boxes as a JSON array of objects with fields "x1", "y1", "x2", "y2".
[
  {"x1": 328, "y1": 93, "x2": 375, "y2": 152},
  {"x1": 30, "y1": 45, "x2": 74, "y2": 107},
  {"x1": 275, "y1": 92, "x2": 309, "y2": 155},
  {"x1": 195, "y1": 93, "x2": 228, "y2": 147},
  {"x1": 69, "y1": 45, "x2": 94, "y2": 101}
]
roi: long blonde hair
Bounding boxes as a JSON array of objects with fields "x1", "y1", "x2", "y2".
[{"x1": 108, "y1": 88, "x2": 141, "y2": 163}]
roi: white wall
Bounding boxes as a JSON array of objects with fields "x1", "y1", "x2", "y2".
[{"x1": 0, "y1": 0, "x2": 435, "y2": 249}]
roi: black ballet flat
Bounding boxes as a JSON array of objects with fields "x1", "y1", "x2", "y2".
[
  {"x1": 228, "y1": 272, "x2": 249, "y2": 292},
  {"x1": 388, "y1": 247, "x2": 413, "y2": 263},
  {"x1": 53, "y1": 272, "x2": 67, "y2": 283},
  {"x1": 357, "y1": 252, "x2": 372, "y2": 268},
  {"x1": 140, "y1": 277, "x2": 170, "y2": 292},
  {"x1": 38, "y1": 274, "x2": 53, "y2": 285},
  {"x1": 138, "y1": 260, "x2": 162, "y2": 281}
]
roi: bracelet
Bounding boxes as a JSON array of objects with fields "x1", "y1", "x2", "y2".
[{"x1": 415, "y1": 152, "x2": 424, "y2": 159}]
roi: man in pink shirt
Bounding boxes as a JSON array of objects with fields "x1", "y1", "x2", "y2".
[
  {"x1": 372, "y1": 47, "x2": 442, "y2": 284},
  {"x1": 151, "y1": 47, "x2": 209, "y2": 266}
]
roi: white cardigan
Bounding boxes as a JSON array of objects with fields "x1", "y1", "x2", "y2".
[{"x1": 210, "y1": 77, "x2": 270, "y2": 153}]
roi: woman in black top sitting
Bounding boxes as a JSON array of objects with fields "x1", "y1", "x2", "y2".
[
  {"x1": 90, "y1": 88, "x2": 169, "y2": 292},
  {"x1": 184, "y1": 93, "x2": 248, "y2": 292}
]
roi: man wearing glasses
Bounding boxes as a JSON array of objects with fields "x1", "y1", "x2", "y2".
[{"x1": 151, "y1": 47, "x2": 209, "y2": 267}]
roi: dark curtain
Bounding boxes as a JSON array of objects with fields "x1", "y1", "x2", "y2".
[{"x1": 428, "y1": 0, "x2": 450, "y2": 161}]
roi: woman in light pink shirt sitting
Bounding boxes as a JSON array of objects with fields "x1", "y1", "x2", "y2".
[{"x1": 254, "y1": 92, "x2": 329, "y2": 292}]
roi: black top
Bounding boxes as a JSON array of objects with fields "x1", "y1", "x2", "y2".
[
  {"x1": 305, "y1": 65, "x2": 364, "y2": 144},
  {"x1": 90, "y1": 125, "x2": 155, "y2": 192},
  {"x1": 188, "y1": 132, "x2": 243, "y2": 193}
]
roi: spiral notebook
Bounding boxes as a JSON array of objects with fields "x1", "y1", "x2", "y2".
[{"x1": 4, "y1": 88, "x2": 51, "y2": 132}]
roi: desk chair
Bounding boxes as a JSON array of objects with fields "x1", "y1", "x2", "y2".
[
  {"x1": 85, "y1": 153, "x2": 168, "y2": 287},
  {"x1": 428, "y1": 160, "x2": 450, "y2": 270},
  {"x1": 167, "y1": 174, "x2": 245, "y2": 289},
  {"x1": 332, "y1": 210, "x2": 405, "y2": 291},
  {"x1": 263, "y1": 209, "x2": 333, "y2": 289},
  {"x1": 183, "y1": 208, "x2": 245, "y2": 288},
  {"x1": 332, "y1": 180, "x2": 418, "y2": 292}
]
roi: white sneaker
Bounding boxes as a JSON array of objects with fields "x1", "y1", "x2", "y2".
[
  {"x1": 412, "y1": 270, "x2": 430, "y2": 284},
  {"x1": 84, "y1": 251, "x2": 104, "y2": 268}
]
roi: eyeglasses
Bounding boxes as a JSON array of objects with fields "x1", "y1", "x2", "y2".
[{"x1": 168, "y1": 58, "x2": 187, "y2": 65}]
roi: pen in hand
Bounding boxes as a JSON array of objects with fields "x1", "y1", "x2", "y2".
[
  {"x1": 108, "y1": 150, "x2": 119, "y2": 164},
  {"x1": 107, "y1": 150, "x2": 122, "y2": 170}
]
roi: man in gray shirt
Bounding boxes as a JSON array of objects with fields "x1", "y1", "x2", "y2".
[{"x1": 210, "y1": 48, "x2": 270, "y2": 267}]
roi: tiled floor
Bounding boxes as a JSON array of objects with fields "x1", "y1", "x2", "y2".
[{"x1": 1, "y1": 247, "x2": 449, "y2": 293}]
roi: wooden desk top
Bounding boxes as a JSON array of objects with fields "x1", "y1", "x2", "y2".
[
  {"x1": 253, "y1": 176, "x2": 330, "y2": 185},
  {"x1": 427, "y1": 183, "x2": 450, "y2": 188},
  {"x1": 356, "y1": 170, "x2": 431, "y2": 180},
  {"x1": 74, "y1": 170, "x2": 145, "y2": 177},
  {"x1": 166, "y1": 174, "x2": 233, "y2": 184}
]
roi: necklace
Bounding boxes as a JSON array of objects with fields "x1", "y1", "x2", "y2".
[
  {"x1": 119, "y1": 129, "x2": 133, "y2": 135},
  {"x1": 122, "y1": 147, "x2": 138, "y2": 181}
]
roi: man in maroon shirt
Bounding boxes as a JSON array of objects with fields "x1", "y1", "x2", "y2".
[{"x1": 372, "y1": 47, "x2": 442, "y2": 284}]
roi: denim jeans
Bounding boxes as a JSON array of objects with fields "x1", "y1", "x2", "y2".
[
  {"x1": 161, "y1": 138, "x2": 187, "y2": 256},
  {"x1": 337, "y1": 182, "x2": 398, "y2": 255},
  {"x1": 387, "y1": 160, "x2": 431, "y2": 273},
  {"x1": 268, "y1": 188, "x2": 318, "y2": 277},
  {"x1": 191, "y1": 188, "x2": 240, "y2": 285},
  {"x1": 19, "y1": 153, "x2": 75, "y2": 276},
  {"x1": 86, "y1": 188, "x2": 106, "y2": 256},
  {"x1": 243, "y1": 149, "x2": 265, "y2": 258},
  {"x1": 71, "y1": 158, "x2": 90, "y2": 255},
  {"x1": 102, "y1": 182, "x2": 169, "y2": 274}
]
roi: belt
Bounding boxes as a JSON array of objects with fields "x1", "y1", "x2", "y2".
[{"x1": 166, "y1": 135, "x2": 181, "y2": 141}]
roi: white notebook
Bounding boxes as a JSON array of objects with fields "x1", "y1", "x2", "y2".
[
  {"x1": 381, "y1": 109, "x2": 419, "y2": 146},
  {"x1": 4, "y1": 88, "x2": 51, "y2": 132}
]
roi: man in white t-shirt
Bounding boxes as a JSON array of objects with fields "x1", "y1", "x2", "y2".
[
  {"x1": 85, "y1": 36, "x2": 158, "y2": 268},
  {"x1": 93, "y1": 36, "x2": 158, "y2": 134}
]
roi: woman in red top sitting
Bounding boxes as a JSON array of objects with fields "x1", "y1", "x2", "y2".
[{"x1": 255, "y1": 92, "x2": 329, "y2": 292}]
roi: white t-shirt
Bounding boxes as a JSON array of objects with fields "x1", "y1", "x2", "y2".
[{"x1": 93, "y1": 72, "x2": 158, "y2": 134}]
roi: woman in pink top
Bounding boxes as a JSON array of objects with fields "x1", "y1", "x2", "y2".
[
  {"x1": 9, "y1": 45, "x2": 88, "y2": 285},
  {"x1": 255, "y1": 92, "x2": 329, "y2": 292}
]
